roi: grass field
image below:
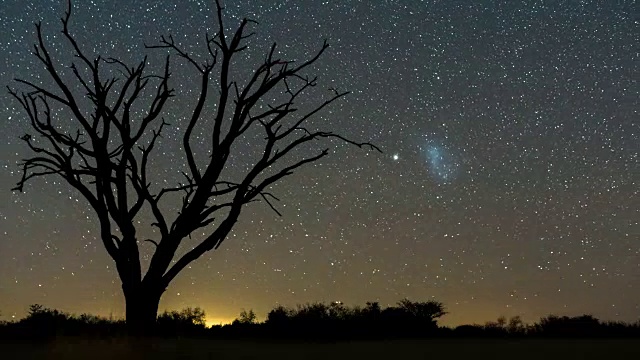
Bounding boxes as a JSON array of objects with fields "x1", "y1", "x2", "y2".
[{"x1": 3, "y1": 337, "x2": 640, "y2": 359}]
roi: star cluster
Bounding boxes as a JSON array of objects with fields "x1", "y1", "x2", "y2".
[{"x1": 0, "y1": 0, "x2": 637, "y2": 326}]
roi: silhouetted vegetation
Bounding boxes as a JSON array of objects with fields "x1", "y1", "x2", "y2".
[
  {"x1": 0, "y1": 304, "x2": 127, "y2": 340},
  {"x1": 450, "y1": 314, "x2": 640, "y2": 339},
  {"x1": 155, "y1": 307, "x2": 207, "y2": 337},
  {"x1": 2, "y1": 300, "x2": 639, "y2": 342},
  {"x1": 257, "y1": 299, "x2": 446, "y2": 339}
]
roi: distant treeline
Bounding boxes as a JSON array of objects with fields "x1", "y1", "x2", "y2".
[{"x1": 1, "y1": 300, "x2": 639, "y2": 340}]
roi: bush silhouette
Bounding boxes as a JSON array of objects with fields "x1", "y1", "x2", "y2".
[
  {"x1": 156, "y1": 307, "x2": 207, "y2": 336},
  {"x1": 453, "y1": 324, "x2": 486, "y2": 337},
  {"x1": 233, "y1": 309, "x2": 257, "y2": 325},
  {"x1": 261, "y1": 299, "x2": 447, "y2": 339},
  {"x1": 535, "y1": 314, "x2": 601, "y2": 337},
  {"x1": 266, "y1": 305, "x2": 292, "y2": 327}
]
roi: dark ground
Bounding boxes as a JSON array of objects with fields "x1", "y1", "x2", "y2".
[{"x1": 2, "y1": 337, "x2": 639, "y2": 359}]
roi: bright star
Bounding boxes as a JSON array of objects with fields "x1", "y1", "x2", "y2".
[{"x1": 392, "y1": 154, "x2": 399, "y2": 161}]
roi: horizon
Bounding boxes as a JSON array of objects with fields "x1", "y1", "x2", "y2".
[{"x1": 2, "y1": 299, "x2": 637, "y2": 329}]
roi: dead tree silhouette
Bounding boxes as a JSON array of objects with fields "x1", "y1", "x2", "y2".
[{"x1": 9, "y1": 0, "x2": 379, "y2": 333}]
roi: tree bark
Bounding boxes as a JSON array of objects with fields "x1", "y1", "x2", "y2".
[{"x1": 123, "y1": 282, "x2": 163, "y2": 335}]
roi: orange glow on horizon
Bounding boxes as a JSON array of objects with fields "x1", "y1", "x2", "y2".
[{"x1": 205, "y1": 318, "x2": 234, "y2": 327}]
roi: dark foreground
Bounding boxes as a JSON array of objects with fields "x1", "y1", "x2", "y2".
[{"x1": 3, "y1": 337, "x2": 639, "y2": 360}]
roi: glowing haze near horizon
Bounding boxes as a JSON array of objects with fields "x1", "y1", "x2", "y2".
[{"x1": 0, "y1": 0, "x2": 637, "y2": 327}]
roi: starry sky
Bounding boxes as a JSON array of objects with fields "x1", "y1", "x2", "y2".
[{"x1": 0, "y1": 0, "x2": 637, "y2": 327}]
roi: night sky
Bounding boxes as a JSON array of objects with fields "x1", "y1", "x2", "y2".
[{"x1": 0, "y1": 0, "x2": 637, "y2": 327}]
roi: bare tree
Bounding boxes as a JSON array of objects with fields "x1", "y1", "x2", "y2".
[{"x1": 9, "y1": 0, "x2": 379, "y2": 333}]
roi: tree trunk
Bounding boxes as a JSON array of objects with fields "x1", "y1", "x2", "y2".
[{"x1": 124, "y1": 283, "x2": 163, "y2": 336}]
